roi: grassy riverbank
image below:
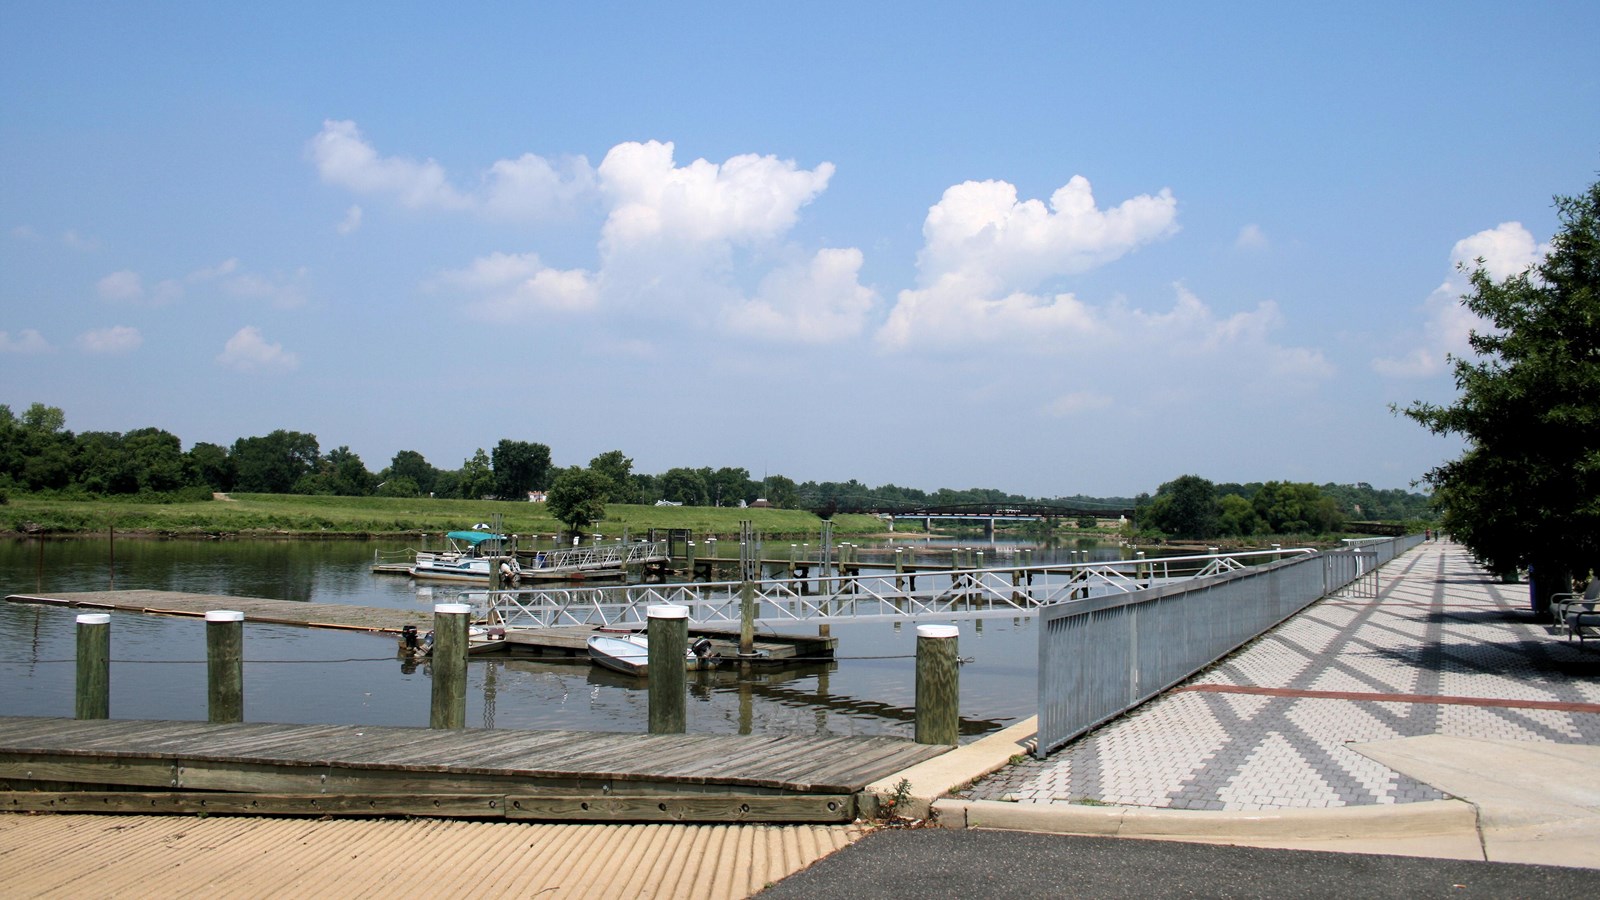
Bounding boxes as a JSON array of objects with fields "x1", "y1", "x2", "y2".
[{"x1": 0, "y1": 493, "x2": 888, "y2": 539}]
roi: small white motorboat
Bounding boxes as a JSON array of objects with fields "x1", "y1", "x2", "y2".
[{"x1": 585, "y1": 633, "x2": 714, "y2": 677}]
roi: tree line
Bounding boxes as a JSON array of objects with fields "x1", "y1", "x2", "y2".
[
  {"x1": 1133, "y1": 474, "x2": 1433, "y2": 540},
  {"x1": 0, "y1": 402, "x2": 1430, "y2": 536}
]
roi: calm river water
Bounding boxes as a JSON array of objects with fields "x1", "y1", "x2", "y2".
[{"x1": 0, "y1": 535, "x2": 1128, "y2": 741}]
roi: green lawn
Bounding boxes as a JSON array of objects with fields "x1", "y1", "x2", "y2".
[{"x1": 0, "y1": 493, "x2": 886, "y2": 539}]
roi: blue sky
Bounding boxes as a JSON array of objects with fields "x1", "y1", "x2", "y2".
[{"x1": 3, "y1": 2, "x2": 1597, "y2": 498}]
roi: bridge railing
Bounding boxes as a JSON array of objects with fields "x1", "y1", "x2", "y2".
[{"x1": 1034, "y1": 534, "x2": 1423, "y2": 758}]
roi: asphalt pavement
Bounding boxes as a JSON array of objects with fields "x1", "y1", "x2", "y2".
[{"x1": 755, "y1": 828, "x2": 1600, "y2": 899}]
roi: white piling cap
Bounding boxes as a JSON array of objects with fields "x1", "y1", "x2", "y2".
[
  {"x1": 648, "y1": 604, "x2": 689, "y2": 619},
  {"x1": 205, "y1": 610, "x2": 245, "y2": 622},
  {"x1": 434, "y1": 602, "x2": 473, "y2": 615},
  {"x1": 917, "y1": 624, "x2": 960, "y2": 639},
  {"x1": 75, "y1": 613, "x2": 111, "y2": 625}
]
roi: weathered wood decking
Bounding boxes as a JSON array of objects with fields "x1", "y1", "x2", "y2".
[
  {"x1": 6, "y1": 589, "x2": 430, "y2": 632},
  {"x1": 0, "y1": 716, "x2": 946, "y2": 822}
]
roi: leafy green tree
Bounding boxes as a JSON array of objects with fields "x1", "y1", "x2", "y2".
[
  {"x1": 186, "y1": 442, "x2": 235, "y2": 492},
  {"x1": 21, "y1": 410, "x2": 74, "y2": 491},
  {"x1": 588, "y1": 450, "x2": 640, "y2": 503},
  {"x1": 706, "y1": 466, "x2": 754, "y2": 506},
  {"x1": 1218, "y1": 494, "x2": 1262, "y2": 536},
  {"x1": 387, "y1": 450, "x2": 437, "y2": 496},
  {"x1": 458, "y1": 449, "x2": 494, "y2": 500},
  {"x1": 297, "y1": 446, "x2": 374, "y2": 496},
  {"x1": 1402, "y1": 178, "x2": 1600, "y2": 610},
  {"x1": 1252, "y1": 481, "x2": 1343, "y2": 534},
  {"x1": 124, "y1": 428, "x2": 188, "y2": 493},
  {"x1": 492, "y1": 439, "x2": 552, "y2": 499},
  {"x1": 1143, "y1": 475, "x2": 1220, "y2": 539},
  {"x1": 74, "y1": 431, "x2": 136, "y2": 494},
  {"x1": 547, "y1": 466, "x2": 608, "y2": 536},
  {"x1": 762, "y1": 474, "x2": 799, "y2": 509},
  {"x1": 231, "y1": 430, "x2": 319, "y2": 493},
  {"x1": 659, "y1": 467, "x2": 709, "y2": 505}
]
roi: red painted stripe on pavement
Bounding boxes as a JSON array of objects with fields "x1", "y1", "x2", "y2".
[{"x1": 1173, "y1": 683, "x2": 1600, "y2": 714}]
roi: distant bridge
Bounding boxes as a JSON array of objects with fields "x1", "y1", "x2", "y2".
[{"x1": 816, "y1": 501, "x2": 1137, "y2": 535}]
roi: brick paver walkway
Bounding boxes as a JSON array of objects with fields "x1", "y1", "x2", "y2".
[{"x1": 962, "y1": 540, "x2": 1600, "y2": 811}]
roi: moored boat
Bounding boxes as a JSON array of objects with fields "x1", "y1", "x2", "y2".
[
  {"x1": 585, "y1": 632, "x2": 715, "y2": 677},
  {"x1": 410, "y1": 530, "x2": 522, "y2": 584}
]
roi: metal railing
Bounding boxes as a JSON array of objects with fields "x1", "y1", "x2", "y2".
[
  {"x1": 488, "y1": 547, "x2": 1317, "y2": 629},
  {"x1": 1034, "y1": 534, "x2": 1424, "y2": 757},
  {"x1": 522, "y1": 540, "x2": 670, "y2": 572}
]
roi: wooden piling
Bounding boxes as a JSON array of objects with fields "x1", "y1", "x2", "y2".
[
  {"x1": 915, "y1": 624, "x2": 960, "y2": 745},
  {"x1": 74, "y1": 613, "x2": 110, "y2": 720},
  {"x1": 647, "y1": 604, "x2": 688, "y2": 734},
  {"x1": 430, "y1": 602, "x2": 471, "y2": 730},
  {"x1": 739, "y1": 580, "x2": 756, "y2": 655},
  {"x1": 205, "y1": 610, "x2": 245, "y2": 724}
]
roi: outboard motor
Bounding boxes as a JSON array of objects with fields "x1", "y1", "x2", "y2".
[
  {"x1": 691, "y1": 637, "x2": 715, "y2": 658},
  {"x1": 401, "y1": 625, "x2": 418, "y2": 653}
]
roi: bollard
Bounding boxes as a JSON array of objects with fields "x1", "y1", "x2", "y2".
[
  {"x1": 430, "y1": 602, "x2": 471, "y2": 729},
  {"x1": 206, "y1": 610, "x2": 245, "y2": 724},
  {"x1": 647, "y1": 604, "x2": 689, "y2": 734},
  {"x1": 915, "y1": 624, "x2": 960, "y2": 745},
  {"x1": 75, "y1": 613, "x2": 110, "y2": 720},
  {"x1": 685, "y1": 541, "x2": 697, "y2": 581}
]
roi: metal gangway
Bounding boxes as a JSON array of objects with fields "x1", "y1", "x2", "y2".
[
  {"x1": 523, "y1": 540, "x2": 671, "y2": 575},
  {"x1": 490, "y1": 547, "x2": 1316, "y2": 629}
]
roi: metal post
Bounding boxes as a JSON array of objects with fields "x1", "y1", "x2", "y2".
[
  {"x1": 75, "y1": 613, "x2": 110, "y2": 720},
  {"x1": 206, "y1": 610, "x2": 245, "y2": 724},
  {"x1": 915, "y1": 624, "x2": 960, "y2": 745},
  {"x1": 648, "y1": 604, "x2": 688, "y2": 734},
  {"x1": 430, "y1": 602, "x2": 471, "y2": 730}
]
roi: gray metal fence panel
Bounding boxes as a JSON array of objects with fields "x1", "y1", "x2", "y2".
[{"x1": 1036, "y1": 535, "x2": 1422, "y2": 758}]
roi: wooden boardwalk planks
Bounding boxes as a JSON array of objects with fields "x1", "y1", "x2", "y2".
[{"x1": 0, "y1": 716, "x2": 948, "y2": 822}]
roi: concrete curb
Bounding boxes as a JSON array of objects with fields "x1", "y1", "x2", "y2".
[
  {"x1": 865, "y1": 716, "x2": 1038, "y2": 819},
  {"x1": 934, "y1": 796, "x2": 1480, "y2": 841}
]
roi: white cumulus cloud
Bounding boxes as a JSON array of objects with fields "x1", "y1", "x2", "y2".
[
  {"x1": 1235, "y1": 223, "x2": 1269, "y2": 250},
  {"x1": 1372, "y1": 221, "x2": 1550, "y2": 378},
  {"x1": 433, "y1": 141, "x2": 871, "y2": 342},
  {"x1": 597, "y1": 140, "x2": 833, "y2": 252},
  {"x1": 878, "y1": 176, "x2": 1177, "y2": 349},
  {"x1": 216, "y1": 326, "x2": 299, "y2": 373},
  {"x1": 96, "y1": 269, "x2": 180, "y2": 305},
  {"x1": 307, "y1": 119, "x2": 594, "y2": 217},
  {"x1": 338, "y1": 205, "x2": 363, "y2": 234},
  {"x1": 0, "y1": 329, "x2": 52, "y2": 353},
  {"x1": 430, "y1": 251, "x2": 598, "y2": 319},
  {"x1": 724, "y1": 248, "x2": 878, "y2": 343},
  {"x1": 76, "y1": 325, "x2": 142, "y2": 354},
  {"x1": 915, "y1": 176, "x2": 1177, "y2": 285}
]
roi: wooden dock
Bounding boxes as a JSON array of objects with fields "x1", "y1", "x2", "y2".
[
  {"x1": 5, "y1": 590, "x2": 837, "y2": 667},
  {"x1": 6, "y1": 589, "x2": 431, "y2": 633},
  {"x1": 0, "y1": 716, "x2": 944, "y2": 822}
]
